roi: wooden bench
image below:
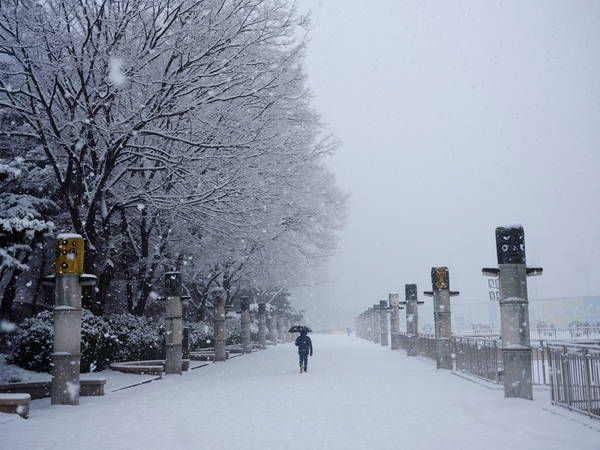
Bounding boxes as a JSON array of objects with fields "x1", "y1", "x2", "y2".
[{"x1": 0, "y1": 393, "x2": 31, "y2": 419}]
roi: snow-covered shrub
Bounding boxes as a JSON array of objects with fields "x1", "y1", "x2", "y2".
[
  {"x1": 188, "y1": 321, "x2": 213, "y2": 349},
  {"x1": 225, "y1": 317, "x2": 241, "y2": 345},
  {"x1": 10, "y1": 311, "x2": 118, "y2": 372},
  {"x1": 80, "y1": 311, "x2": 119, "y2": 372},
  {"x1": 8, "y1": 311, "x2": 54, "y2": 372},
  {"x1": 106, "y1": 314, "x2": 164, "y2": 362}
]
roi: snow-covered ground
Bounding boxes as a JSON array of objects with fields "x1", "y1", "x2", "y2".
[{"x1": 2, "y1": 335, "x2": 599, "y2": 449}]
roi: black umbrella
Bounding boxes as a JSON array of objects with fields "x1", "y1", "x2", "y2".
[{"x1": 288, "y1": 325, "x2": 312, "y2": 333}]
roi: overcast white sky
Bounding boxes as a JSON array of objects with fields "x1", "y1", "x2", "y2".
[{"x1": 293, "y1": 0, "x2": 600, "y2": 328}]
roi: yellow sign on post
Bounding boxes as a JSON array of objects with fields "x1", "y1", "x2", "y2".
[{"x1": 55, "y1": 234, "x2": 84, "y2": 274}]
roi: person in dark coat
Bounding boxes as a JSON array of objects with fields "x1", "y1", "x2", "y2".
[{"x1": 295, "y1": 330, "x2": 313, "y2": 373}]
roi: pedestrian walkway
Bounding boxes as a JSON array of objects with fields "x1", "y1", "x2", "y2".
[{"x1": 3, "y1": 335, "x2": 598, "y2": 449}]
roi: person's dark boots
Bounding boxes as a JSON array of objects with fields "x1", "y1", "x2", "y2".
[{"x1": 299, "y1": 366, "x2": 303, "y2": 373}]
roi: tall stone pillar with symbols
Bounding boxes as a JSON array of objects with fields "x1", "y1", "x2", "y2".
[
  {"x1": 240, "y1": 296, "x2": 252, "y2": 354},
  {"x1": 258, "y1": 303, "x2": 267, "y2": 349},
  {"x1": 424, "y1": 267, "x2": 459, "y2": 369},
  {"x1": 371, "y1": 304, "x2": 381, "y2": 344},
  {"x1": 482, "y1": 225, "x2": 542, "y2": 399},
  {"x1": 164, "y1": 271, "x2": 183, "y2": 374},
  {"x1": 379, "y1": 300, "x2": 389, "y2": 346},
  {"x1": 400, "y1": 284, "x2": 424, "y2": 356},
  {"x1": 50, "y1": 233, "x2": 96, "y2": 405},
  {"x1": 389, "y1": 294, "x2": 403, "y2": 350},
  {"x1": 213, "y1": 288, "x2": 227, "y2": 362}
]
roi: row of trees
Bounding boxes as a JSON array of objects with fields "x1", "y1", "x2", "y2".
[{"x1": 0, "y1": 0, "x2": 346, "y2": 320}]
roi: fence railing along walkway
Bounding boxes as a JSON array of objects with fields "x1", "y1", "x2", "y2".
[
  {"x1": 546, "y1": 343, "x2": 600, "y2": 419},
  {"x1": 396, "y1": 332, "x2": 600, "y2": 419}
]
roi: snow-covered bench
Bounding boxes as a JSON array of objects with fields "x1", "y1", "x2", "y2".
[
  {"x1": 110, "y1": 359, "x2": 190, "y2": 376},
  {"x1": 0, "y1": 393, "x2": 31, "y2": 419},
  {"x1": 0, "y1": 378, "x2": 106, "y2": 399}
]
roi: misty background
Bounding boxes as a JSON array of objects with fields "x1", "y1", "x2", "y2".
[{"x1": 292, "y1": 0, "x2": 600, "y2": 329}]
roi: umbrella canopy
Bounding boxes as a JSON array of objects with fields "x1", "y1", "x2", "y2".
[{"x1": 288, "y1": 325, "x2": 312, "y2": 333}]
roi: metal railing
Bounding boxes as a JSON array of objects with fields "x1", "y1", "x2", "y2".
[
  {"x1": 546, "y1": 343, "x2": 600, "y2": 419},
  {"x1": 453, "y1": 336, "x2": 502, "y2": 383},
  {"x1": 416, "y1": 334, "x2": 436, "y2": 360},
  {"x1": 534, "y1": 327, "x2": 600, "y2": 341}
]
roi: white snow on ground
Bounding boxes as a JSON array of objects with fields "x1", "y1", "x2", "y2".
[{"x1": 2, "y1": 335, "x2": 599, "y2": 450}]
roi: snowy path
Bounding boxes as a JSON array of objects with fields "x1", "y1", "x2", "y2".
[{"x1": 3, "y1": 335, "x2": 599, "y2": 450}]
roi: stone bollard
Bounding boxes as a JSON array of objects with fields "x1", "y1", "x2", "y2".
[
  {"x1": 483, "y1": 226, "x2": 542, "y2": 400},
  {"x1": 240, "y1": 296, "x2": 251, "y2": 354},
  {"x1": 165, "y1": 271, "x2": 184, "y2": 374},
  {"x1": 182, "y1": 327, "x2": 190, "y2": 360},
  {"x1": 379, "y1": 300, "x2": 389, "y2": 346},
  {"x1": 268, "y1": 311, "x2": 278, "y2": 345},
  {"x1": 372, "y1": 304, "x2": 381, "y2": 344},
  {"x1": 389, "y1": 294, "x2": 403, "y2": 350},
  {"x1": 212, "y1": 288, "x2": 227, "y2": 362},
  {"x1": 50, "y1": 234, "x2": 95, "y2": 405},
  {"x1": 258, "y1": 303, "x2": 267, "y2": 349},
  {"x1": 400, "y1": 284, "x2": 424, "y2": 357},
  {"x1": 277, "y1": 316, "x2": 285, "y2": 343},
  {"x1": 424, "y1": 267, "x2": 459, "y2": 369}
]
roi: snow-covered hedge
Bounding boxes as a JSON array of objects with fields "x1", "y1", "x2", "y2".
[{"x1": 9, "y1": 312, "x2": 244, "y2": 372}]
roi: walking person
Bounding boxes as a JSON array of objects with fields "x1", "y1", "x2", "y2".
[{"x1": 295, "y1": 330, "x2": 313, "y2": 373}]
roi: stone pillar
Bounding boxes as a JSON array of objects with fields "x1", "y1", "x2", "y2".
[
  {"x1": 212, "y1": 288, "x2": 227, "y2": 362},
  {"x1": 400, "y1": 284, "x2": 424, "y2": 356},
  {"x1": 372, "y1": 304, "x2": 381, "y2": 344},
  {"x1": 483, "y1": 226, "x2": 542, "y2": 399},
  {"x1": 165, "y1": 271, "x2": 183, "y2": 374},
  {"x1": 389, "y1": 294, "x2": 401, "y2": 350},
  {"x1": 258, "y1": 303, "x2": 267, "y2": 349},
  {"x1": 182, "y1": 327, "x2": 190, "y2": 360},
  {"x1": 379, "y1": 300, "x2": 389, "y2": 346},
  {"x1": 240, "y1": 296, "x2": 251, "y2": 354},
  {"x1": 424, "y1": 267, "x2": 459, "y2": 369},
  {"x1": 268, "y1": 311, "x2": 278, "y2": 344},
  {"x1": 51, "y1": 234, "x2": 89, "y2": 405}
]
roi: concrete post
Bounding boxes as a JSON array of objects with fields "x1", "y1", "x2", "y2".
[
  {"x1": 483, "y1": 226, "x2": 542, "y2": 399},
  {"x1": 51, "y1": 234, "x2": 89, "y2": 405},
  {"x1": 277, "y1": 316, "x2": 284, "y2": 343},
  {"x1": 268, "y1": 311, "x2": 277, "y2": 344},
  {"x1": 240, "y1": 296, "x2": 251, "y2": 353},
  {"x1": 424, "y1": 267, "x2": 459, "y2": 369},
  {"x1": 258, "y1": 303, "x2": 267, "y2": 349},
  {"x1": 212, "y1": 288, "x2": 227, "y2": 362},
  {"x1": 400, "y1": 284, "x2": 424, "y2": 356},
  {"x1": 182, "y1": 327, "x2": 190, "y2": 360},
  {"x1": 389, "y1": 294, "x2": 402, "y2": 350},
  {"x1": 164, "y1": 271, "x2": 183, "y2": 374},
  {"x1": 372, "y1": 304, "x2": 381, "y2": 344},
  {"x1": 379, "y1": 300, "x2": 389, "y2": 346}
]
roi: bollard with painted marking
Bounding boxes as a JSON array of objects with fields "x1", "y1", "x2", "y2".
[
  {"x1": 482, "y1": 226, "x2": 542, "y2": 400},
  {"x1": 164, "y1": 271, "x2": 183, "y2": 374},
  {"x1": 399, "y1": 284, "x2": 424, "y2": 356},
  {"x1": 50, "y1": 234, "x2": 95, "y2": 405},
  {"x1": 379, "y1": 300, "x2": 389, "y2": 346},
  {"x1": 258, "y1": 303, "x2": 267, "y2": 349},
  {"x1": 240, "y1": 296, "x2": 251, "y2": 353},
  {"x1": 424, "y1": 267, "x2": 459, "y2": 369},
  {"x1": 212, "y1": 288, "x2": 227, "y2": 362},
  {"x1": 389, "y1": 294, "x2": 403, "y2": 350}
]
